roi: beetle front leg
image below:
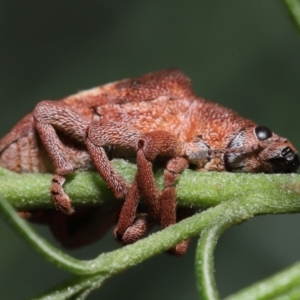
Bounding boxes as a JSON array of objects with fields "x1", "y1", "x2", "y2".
[
  {"x1": 136, "y1": 132, "x2": 186, "y2": 219},
  {"x1": 136, "y1": 132, "x2": 191, "y2": 255},
  {"x1": 162, "y1": 157, "x2": 191, "y2": 255},
  {"x1": 161, "y1": 157, "x2": 189, "y2": 228}
]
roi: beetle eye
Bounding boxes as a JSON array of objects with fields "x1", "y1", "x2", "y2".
[{"x1": 254, "y1": 126, "x2": 272, "y2": 141}]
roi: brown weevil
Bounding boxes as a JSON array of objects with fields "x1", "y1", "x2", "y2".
[{"x1": 0, "y1": 69, "x2": 298, "y2": 255}]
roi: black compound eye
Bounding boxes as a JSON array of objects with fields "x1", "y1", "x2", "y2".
[{"x1": 254, "y1": 126, "x2": 273, "y2": 141}]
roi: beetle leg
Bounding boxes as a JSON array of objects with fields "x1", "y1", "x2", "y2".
[
  {"x1": 136, "y1": 132, "x2": 185, "y2": 218},
  {"x1": 113, "y1": 176, "x2": 139, "y2": 242},
  {"x1": 113, "y1": 176, "x2": 155, "y2": 244},
  {"x1": 161, "y1": 157, "x2": 191, "y2": 256},
  {"x1": 136, "y1": 132, "x2": 190, "y2": 255},
  {"x1": 87, "y1": 122, "x2": 161, "y2": 244},
  {"x1": 34, "y1": 101, "x2": 90, "y2": 214},
  {"x1": 161, "y1": 157, "x2": 189, "y2": 229},
  {"x1": 85, "y1": 121, "x2": 140, "y2": 199},
  {"x1": 87, "y1": 121, "x2": 155, "y2": 244}
]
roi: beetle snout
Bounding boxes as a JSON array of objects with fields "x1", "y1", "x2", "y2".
[{"x1": 269, "y1": 146, "x2": 299, "y2": 173}]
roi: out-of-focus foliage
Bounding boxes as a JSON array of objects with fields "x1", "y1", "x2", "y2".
[{"x1": 1, "y1": 1, "x2": 300, "y2": 299}]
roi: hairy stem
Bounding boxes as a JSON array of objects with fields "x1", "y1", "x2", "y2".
[
  {"x1": 195, "y1": 197, "x2": 267, "y2": 300},
  {"x1": 33, "y1": 274, "x2": 107, "y2": 300},
  {"x1": 225, "y1": 261, "x2": 300, "y2": 300},
  {"x1": 1, "y1": 160, "x2": 300, "y2": 299},
  {"x1": 0, "y1": 160, "x2": 300, "y2": 212}
]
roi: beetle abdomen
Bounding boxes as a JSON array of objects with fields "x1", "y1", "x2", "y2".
[{"x1": 0, "y1": 126, "x2": 54, "y2": 173}]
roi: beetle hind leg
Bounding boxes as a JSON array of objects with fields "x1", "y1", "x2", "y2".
[{"x1": 34, "y1": 100, "x2": 90, "y2": 214}]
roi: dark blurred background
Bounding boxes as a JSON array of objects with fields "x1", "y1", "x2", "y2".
[{"x1": 1, "y1": 1, "x2": 300, "y2": 299}]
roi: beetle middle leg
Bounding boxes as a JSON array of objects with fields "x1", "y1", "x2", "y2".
[
  {"x1": 87, "y1": 123, "x2": 192, "y2": 253},
  {"x1": 86, "y1": 121, "x2": 155, "y2": 244}
]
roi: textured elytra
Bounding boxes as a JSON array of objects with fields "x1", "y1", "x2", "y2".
[{"x1": 0, "y1": 69, "x2": 298, "y2": 254}]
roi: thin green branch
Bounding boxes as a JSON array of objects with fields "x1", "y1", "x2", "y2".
[
  {"x1": 1, "y1": 161, "x2": 300, "y2": 299},
  {"x1": 1, "y1": 160, "x2": 300, "y2": 212},
  {"x1": 195, "y1": 195, "x2": 279, "y2": 300},
  {"x1": 0, "y1": 192, "x2": 87, "y2": 274},
  {"x1": 32, "y1": 274, "x2": 106, "y2": 300},
  {"x1": 0, "y1": 186, "x2": 236, "y2": 276},
  {"x1": 282, "y1": 0, "x2": 300, "y2": 34},
  {"x1": 225, "y1": 261, "x2": 300, "y2": 300},
  {"x1": 196, "y1": 225, "x2": 222, "y2": 300}
]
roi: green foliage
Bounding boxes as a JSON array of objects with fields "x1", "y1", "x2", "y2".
[{"x1": 1, "y1": 160, "x2": 300, "y2": 299}]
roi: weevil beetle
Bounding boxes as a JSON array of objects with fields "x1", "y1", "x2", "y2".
[{"x1": 0, "y1": 69, "x2": 298, "y2": 255}]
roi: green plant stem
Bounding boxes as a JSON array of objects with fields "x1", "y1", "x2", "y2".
[
  {"x1": 225, "y1": 261, "x2": 300, "y2": 300},
  {"x1": 32, "y1": 274, "x2": 106, "y2": 300},
  {"x1": 195, "y1": 195, "x2": 284, "y2": 300},
  {"x1": 197, "y1": 223, "x2": 228, "y2": 300},
  {"x1": 196, "y1": 225, "x2": 222, "y2": 300},
  {"x1": 1, "y1": 160, "x2": 300, "y2": 211},
  {"x1": 282, "y1": 0, "x2": 300, "y2": 34},
  {"x1": 1, "y1": 161, "x2": 300, "y2": 299},
  {"x1": 0, "y1": 193, "x2": 87, "y2": 274},
  {"x1": 0, "y1": 188, "x2": 237, "y2": 276}
]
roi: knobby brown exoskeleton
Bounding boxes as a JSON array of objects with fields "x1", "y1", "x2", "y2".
[{"x1": 0, "y1": 69, "x2": 299, "y2": 255}]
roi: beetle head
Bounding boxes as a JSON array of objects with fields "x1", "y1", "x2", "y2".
[{"x1": 224, "y1": 126, "x2": 299, "y2": 173}]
